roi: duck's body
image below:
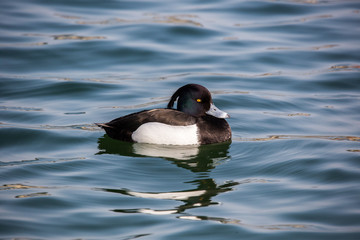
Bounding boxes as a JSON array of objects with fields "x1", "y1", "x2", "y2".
[{"x1": 97, "y1": 84, "x2": 231, "y2": 145}]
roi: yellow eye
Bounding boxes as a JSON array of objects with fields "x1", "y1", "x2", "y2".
[{"x1": 196, "y1": 98, "x2": 202, "y2": 103}]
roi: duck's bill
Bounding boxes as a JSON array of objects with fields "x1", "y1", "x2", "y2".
[{"x1": 206, "y1": 103, "x2": 230, "y2": 119}]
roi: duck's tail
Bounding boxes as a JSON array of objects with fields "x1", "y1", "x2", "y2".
[{"x1": 96, "y1": 123, "x2": 113, "y2": 129}]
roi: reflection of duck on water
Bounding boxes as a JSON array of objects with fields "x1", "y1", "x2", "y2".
[
  {"x1": 97, "y1": 135, "x2": 231, "y2": 171},
  {"x1": 97, "y1": 136, "x2": 237, "y2": 217},
  {"x1": 97, "y1": 111, "x2": 235, "y2": 221},
  {"x1": 97, "y1": 135, "x2": 200, "y2": 160},
  {"x1": 101, "y1": 179, "x2": 239, "y2": 215}
]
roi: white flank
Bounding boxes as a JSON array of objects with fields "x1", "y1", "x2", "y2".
[{"x1": 131, "y1": 122, "x2": 199, "y2": 145}]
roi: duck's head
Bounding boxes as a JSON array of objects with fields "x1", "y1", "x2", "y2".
[{"x1": 167, "y1": 84, "x2": 229, "y2": 118}]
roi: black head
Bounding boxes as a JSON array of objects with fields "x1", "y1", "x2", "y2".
[{"x1": 167, "y1": 84, "x2": 213, "y2": 117}]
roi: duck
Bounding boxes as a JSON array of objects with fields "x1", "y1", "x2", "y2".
[{"x1": 97, "y1": 84, "x2": 231, "y2": 145}]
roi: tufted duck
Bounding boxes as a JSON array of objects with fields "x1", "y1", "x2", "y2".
[{"x1": 97, "y1": 84, "x2": 231, "y2": 145}]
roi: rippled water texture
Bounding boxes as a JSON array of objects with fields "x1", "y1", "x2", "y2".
[{"x1": 1, "y1": 0, "x2": 360, "y2": 239}]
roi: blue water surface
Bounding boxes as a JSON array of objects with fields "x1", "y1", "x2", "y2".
[{"x1": 1, "y1": 0, "x2": 360, "y2": 239}]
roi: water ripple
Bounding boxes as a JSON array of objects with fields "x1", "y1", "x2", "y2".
[{"x1": 1, "y1": 0, "x2": 360, "y2": 239}]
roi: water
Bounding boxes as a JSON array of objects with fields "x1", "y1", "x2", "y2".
[{"x1": 1, "y1": 0, "x2": 360, "y2": 239}]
